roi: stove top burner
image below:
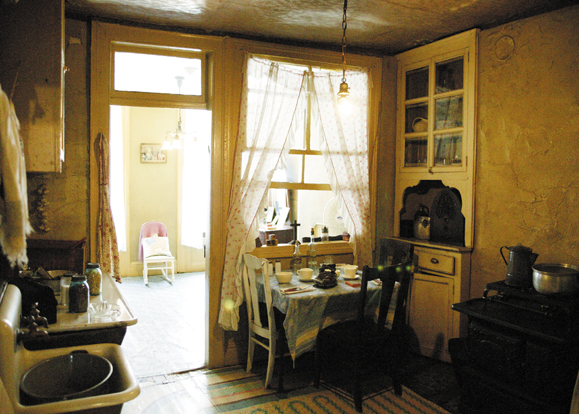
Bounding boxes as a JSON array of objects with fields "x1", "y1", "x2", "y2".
[{"x1": 482, "y1": 280, "x2": 579, "y2": 332}]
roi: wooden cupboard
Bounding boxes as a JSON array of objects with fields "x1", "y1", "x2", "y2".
[
  {"x1": 391, "y1": 237, "x2": 471, "y2": 362},
  {"x1": 394, "y1": 29, "x2": 478, "y2": 248},
  {"x1": 0, "y1": 0, "x2": 65, "y2": 173}
]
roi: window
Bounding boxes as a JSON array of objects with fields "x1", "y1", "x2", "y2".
[{"x1": 248, "y1": 62, "x2": 358, "y2": 241}]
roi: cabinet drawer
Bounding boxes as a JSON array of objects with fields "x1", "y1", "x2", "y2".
[{"x1": 417, "y1": 251, "x2": 455, "y2": 275}]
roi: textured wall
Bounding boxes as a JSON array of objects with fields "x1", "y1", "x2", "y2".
[
  {"x1": 472, "y1": 5, "x2": 579, "y2": 296},
  {"x1": 26, "y1": 19, "x2": 90, "y2": 246}
]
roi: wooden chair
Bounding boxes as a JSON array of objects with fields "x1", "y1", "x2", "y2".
[
  {"x1": 139, "y1": 221, "x2": 175, "y2": 286},
  {"x1": 242, "y1": 253, "x2": 283, "y2": 389},
  {"x1": 313, "y1": 240, "x2": 414, "y2": 412}
]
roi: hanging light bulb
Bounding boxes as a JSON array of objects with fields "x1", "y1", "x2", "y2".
[
  {"x1": 337, "y1": 0, "x2": 352, "y2": 115},
  {"x1": 172, "y1": 110, "x2": 184, "y2": 149},
  {"x1": 161, "y1": 132, "x2": 172, "y2": 150}
]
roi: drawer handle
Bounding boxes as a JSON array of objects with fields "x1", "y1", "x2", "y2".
[{"x1": 430, "y1": 258, "x2": 439, "y2": 264}]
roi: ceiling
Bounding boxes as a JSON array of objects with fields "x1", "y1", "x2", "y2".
[{"x1": 65, "y1": 0, "x2": 579, "y2": 55}]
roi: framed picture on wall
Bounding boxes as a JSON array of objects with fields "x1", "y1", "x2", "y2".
[{"x1": 140, "y1": 143, "x2": 167, "y2": 163}]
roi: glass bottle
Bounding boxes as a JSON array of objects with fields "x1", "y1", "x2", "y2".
[
  {"x1": 308, "y1": 228, "x2": 318, "y2": 273},
  {"x1": 85, "y1": 263, "x2": 102, "y2": 296},
  {"x1": 321, "y1": 226, "x2": 330, "y2": 242},
  {"x1": 69, "y1": 275, "x2": 89, "y2": 313},
  {"x1": 290, "y1": 241, "x2": 302, "y2": 275}
]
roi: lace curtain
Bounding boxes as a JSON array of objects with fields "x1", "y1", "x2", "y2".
[
  {"x1": 218, "y1": 57, "x2": 373, "y2": 331},
  {"x1": 312, "y1": 70, "x2": 373, "y2": 267},
  {"x1": 218, "y1": 56, "x2": 306, "y2": 331},
  {"x1": 96, "y1": 133, "x2": 121, "y2": 282}
]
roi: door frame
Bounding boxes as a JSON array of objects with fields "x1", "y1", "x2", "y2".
[{"x1": 90, "y1": 21, "x2": 227, "y2": 367}]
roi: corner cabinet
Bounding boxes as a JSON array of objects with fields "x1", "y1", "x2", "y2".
[
  {"x1": 0, "y1": 0, "x2": 65, "y2": 173},
  {"x1": 390, "y1": 237, "x2": 471, "y2": 363},
  {"x1": 394, "y1": 29, "x2": 478, "y2": 248}
]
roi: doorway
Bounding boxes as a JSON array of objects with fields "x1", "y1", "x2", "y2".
[
  {"x1": 109, "y1": 106, "x2": 211, "y2": 277},
  {"x1": 90, "y1": 21, "x2": 219, "y2": 374}
]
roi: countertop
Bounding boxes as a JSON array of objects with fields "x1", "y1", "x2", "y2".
[{"x1": 51, "y1": 272, "x2": 137, "y2": 333}]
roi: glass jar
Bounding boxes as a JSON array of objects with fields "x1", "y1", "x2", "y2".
[
  {"x1": 85, "y1": 263, "x2": 102, "y2": 296},
  {"x1": 69, "y1": 275, "x2": 89, "y2": 313}
]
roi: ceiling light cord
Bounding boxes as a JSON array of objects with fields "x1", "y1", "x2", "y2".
[
  {"x1": 337, "y1": 0, "x2": 352, "y2": 113},
  {"x1": 341, "y1": 0, "x2": 348, "y2": 83}
]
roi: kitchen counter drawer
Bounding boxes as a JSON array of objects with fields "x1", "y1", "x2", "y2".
[{"x1": 417, "y1": 250, "x2": 455, "y2": 276}]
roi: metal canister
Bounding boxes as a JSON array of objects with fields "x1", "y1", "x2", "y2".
[
  {"x1": 69, "y1": 275, "x2": 89, "y2": 313},
  {"x1": 85, "y1": 263, "x2": 102, "y2": 296}
]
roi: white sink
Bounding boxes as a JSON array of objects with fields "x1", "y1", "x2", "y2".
[{"x1": 0, "y1": 285, "x2": 140, "y2": 414}]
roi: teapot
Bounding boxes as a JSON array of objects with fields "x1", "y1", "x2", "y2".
[
  {"x1": 500, "y1": 244, "x2": 539, "y2": 288},
  {"x1": 413, "y1": 204, "x2": 430, "y2": 240},
  {"x1": 412, "y1": 117, "x2": 428, "y2": 133}
]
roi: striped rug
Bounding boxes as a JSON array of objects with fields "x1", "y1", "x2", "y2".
[
  {"x1": 223, "y1": 386, "x2": 451, "y2": 414},
  {"x1": 206, "y1": 367, "x2": 450, "y2": 414},
  {"x1": 206, "y1": 367, "x2": 278, "y2": 407}
]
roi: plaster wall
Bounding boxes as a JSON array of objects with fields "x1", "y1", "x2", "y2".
[
  {"x1": 26, "y1": 19, "x2": 90, "y2": 245},
  {"x1": 128, "y1": 107, "x2": 179, "y2": 263},
  {"x1": 472, "y1": 5, "x2": 579, "y2": 296}
]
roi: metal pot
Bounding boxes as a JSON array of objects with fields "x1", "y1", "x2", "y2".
[{"x1": 532, "y1": 263, "x2": 579, "y2": 295}]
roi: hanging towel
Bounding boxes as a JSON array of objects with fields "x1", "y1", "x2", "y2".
[{"x1": 0, "y1": 83, "x2": 32, "y2": 268}]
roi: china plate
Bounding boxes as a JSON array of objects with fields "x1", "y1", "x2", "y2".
[
  {"x1": 298, "y1": 277, "x2": 314, "y2": 282},
  {"x1": 314, "y1": 282, "x2": 337, "y2": 289}
]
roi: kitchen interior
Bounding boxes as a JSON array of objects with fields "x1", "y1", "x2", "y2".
[{"x1": 1, "y1": 0, "x2": 579, "y2": 413}]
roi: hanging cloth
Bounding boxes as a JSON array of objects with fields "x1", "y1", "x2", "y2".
[
  {"x1": 0, "y1": 83, "x2": 32, "y2": 268},
  {"x1": 96, "y1": 132, "x2": 121, "y2": 282},
  {"x1": 218, "y1": 56, "x2": 306, "y2": 331}
]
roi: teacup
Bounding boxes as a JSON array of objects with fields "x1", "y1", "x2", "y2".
[
  {"x1": 343, "y1": 265, "x2": 358, "y2": 279},
  {"x1": 275, "y1": 271, "x2": 293, "y2": 284},
  {"x1": 297, "y1": 268, "x2": 313, "y2": 280}
]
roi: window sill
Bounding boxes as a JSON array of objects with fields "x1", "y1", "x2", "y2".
[{"x1": 250, "y1": 240, "x2": 353, "y2": 260}]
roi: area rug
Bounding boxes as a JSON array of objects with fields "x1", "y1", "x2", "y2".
[
  {"x1": 223, "y1": 386, "x2": 451, "y2": 414},
  {"x1": 206, "y1": 367, "x2": 278, "y2": 406}
]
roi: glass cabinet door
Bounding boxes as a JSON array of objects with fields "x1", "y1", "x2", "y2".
[{"x1": 401, "y1": 56, "x2": 466, "y2": 171}]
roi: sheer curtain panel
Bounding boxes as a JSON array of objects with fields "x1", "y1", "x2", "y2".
[
  {"x1": 312, "y1": 70, "x2": 374, "y2": 268},
  {"x1": 218, "y1": 56, "x2": 306, "y2": 331}
]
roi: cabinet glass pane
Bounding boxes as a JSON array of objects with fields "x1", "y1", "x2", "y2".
[
  {"x1": 434, "y1": 133, "x2": 462, "y2": 166},
  {"x1": 435, "y1": 96, "x2": 463, "y2": 130},
  {"x1": 405, "y1": 137, "x2": 427, "y2": 167},
  {"x1": 436, "y1": 58, "x2": 463, "y2": 93},
  {"x1": 405, "y1": 67, "x2": 428, "y2": 100},
  {"x1": 114, "y1": 52, "x2": 202, "y2": 95},
  {"x1": 405, "y1": 103, "x2": 428, "y2": 133}
]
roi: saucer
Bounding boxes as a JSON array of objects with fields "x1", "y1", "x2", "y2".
[
  {"x1": 298, "y1": 277, "x2": 314, "y2": 282},
  {"x1": 342, "y1": 275, "x2": 360, "y2": 280}
]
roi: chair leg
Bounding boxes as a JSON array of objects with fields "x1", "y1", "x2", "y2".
[
  {"x1": 143, "y1": 265, "x2": 149, "y2": 286},
  {"x1": 265, "y1": 336, "x2": 276, "y2": 389},
  {"x1": 246, "y1": 335, "x2": 255, "y2": 374},
  {"x1": 170, "y1": 260, "x2": 175, "y2": 283},
  {"x1": 313, "y1": 334, "x2": 322, "y2": 388},
  {"x1": 353, "y1": 355, "x2": 363, "y2": 412}
]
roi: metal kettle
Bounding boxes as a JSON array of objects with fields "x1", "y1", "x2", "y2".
[
  {"x1": 413, "y1": 204, "x2": 430, "y2": 240},
  {"x1": 500, "y1": 244, "x2": 539, "y2": 288}
]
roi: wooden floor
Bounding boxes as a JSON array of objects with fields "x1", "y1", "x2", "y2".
[{"x1": 118, "y1": 272, "x2": 460, "y2": 413}]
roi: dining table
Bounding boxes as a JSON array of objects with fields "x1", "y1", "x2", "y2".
[{"x1": 259, "y1": 271, "x2": 397, "y2": 363}]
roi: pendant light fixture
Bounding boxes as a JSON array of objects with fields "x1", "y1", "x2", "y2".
[
  {"x1": 162, "y1": 109, "x2": 184, "y2": 150},
  {"x1": 162, "y1": 76, "x2": 187, "y2": 150},
  {"x1": 337, "y1": 0, "x2": 352, "y2": 114}
]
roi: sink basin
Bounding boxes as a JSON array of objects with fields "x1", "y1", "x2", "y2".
[
  {"x1": 20, "y1": 351, "x2": 113, "y2": 405},
  {"x1": 0, "y1": 285, "x2": 140, "y2": 414}
]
